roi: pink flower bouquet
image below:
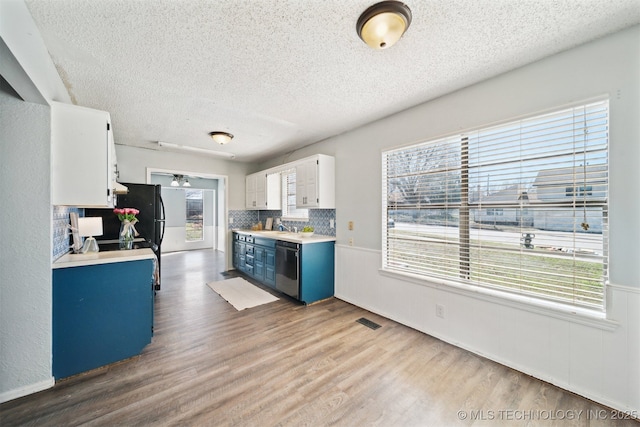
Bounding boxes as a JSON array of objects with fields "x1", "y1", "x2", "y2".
[{"x1": 113, "y1": 208, "x2": 140, "y2": 222}]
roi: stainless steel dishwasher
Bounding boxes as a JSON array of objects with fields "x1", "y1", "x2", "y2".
[{"x1": 275, "y1": 240, "x2": 299, "y2": 299}]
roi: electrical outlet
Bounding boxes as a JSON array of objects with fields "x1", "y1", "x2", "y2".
[
  {"x1": 436, "y1": 304, "x2": 445, "y2": 319},
  {"x1": 348, "y1": 221, "x2": 354, "y2": 230},
  {"x1": 330, "y1": 219, "x2": 335, "y2": 229},
  {"x1": 229, "y1": 217, "x2": 234, "y2": 224},
  {"x1": 348, "y1": 238, "x2": 354, "y2": 246}
]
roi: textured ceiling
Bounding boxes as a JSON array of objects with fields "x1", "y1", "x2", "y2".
[{"x1": 25, "y1": 0, "x2": 640, "y2": 162}]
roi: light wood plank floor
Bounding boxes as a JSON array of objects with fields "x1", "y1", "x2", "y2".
[{"x1": 1, "y1": 249, "x2": 637, "y2": 426}]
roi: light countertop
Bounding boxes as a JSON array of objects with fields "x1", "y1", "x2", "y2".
[
  {"x1": 53, "y1": 248, "x2": 156, "y2": 269},
  {"x1": 233, "y1": 229, "x2": 336, "y2": 244}
]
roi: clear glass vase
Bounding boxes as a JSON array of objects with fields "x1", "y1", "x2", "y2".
[{"x1": 119, "y1": 221, "x2": 135, "y2": 250}]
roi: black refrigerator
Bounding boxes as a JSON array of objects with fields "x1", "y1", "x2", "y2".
[{"x1": 85, "y1": 183, "x2": 165, "y2": 290}]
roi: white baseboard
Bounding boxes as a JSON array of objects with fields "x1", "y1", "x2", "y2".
[{"x1": 0, "y1": 377, "x2": 55, "y2": 404}]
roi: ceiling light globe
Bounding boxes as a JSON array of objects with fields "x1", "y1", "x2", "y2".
[
  {"x1": 357, "y1": 1, "x2": 412, "y2": 50},
  {"x1": 209, "y1": 131, "x2": 234, "y2": 145}
]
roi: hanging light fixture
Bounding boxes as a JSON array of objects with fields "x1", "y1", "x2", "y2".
[
  {"x1": 170, "y1": 174, "x2": 192, "y2": 187},
  {"x1": 209, "y1": 131, "x2": 234, "y2": 145},
  {"x1": 357, "y1": 1, "x2": 412, "y2": 50}
]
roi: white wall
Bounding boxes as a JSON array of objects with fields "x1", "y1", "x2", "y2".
[
  {"x1": 260, "y1": 26, "x2": 640, "y2": 413},
  {"x1": 0, "y1": 84, "x2": 54, "y2": 402},
  {"x1": 116, "y1": 144, "x2": 250, "y2": 210}
]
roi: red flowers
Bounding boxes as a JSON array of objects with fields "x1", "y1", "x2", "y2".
[{"x1": 113, "y1": 208, "x2": 139, "y2": 222}]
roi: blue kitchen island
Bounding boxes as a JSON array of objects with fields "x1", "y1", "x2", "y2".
[{"x1": 52, "y1": 249, "x2": 156, "y2": 379}]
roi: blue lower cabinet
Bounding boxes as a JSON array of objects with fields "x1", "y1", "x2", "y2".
[
  {"x1": 299, "y1": 241, "x2": 335, "y2": 304},
  {"x1": 53, "y1": 259, "x2": 154, "y2": 379},
  {"x1": 233, "y1": 232, "x2": 334, "y2": 303}
]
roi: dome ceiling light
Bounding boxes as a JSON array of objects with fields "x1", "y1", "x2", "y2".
[
  {"x1": 209, "y1": 131, "x2": 234, "y2": 145},
  {"x1": 357, "y1": 1, "x2": 412, "y2": 50}
]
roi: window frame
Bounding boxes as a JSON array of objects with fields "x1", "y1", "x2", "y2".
[
  {"x1": 280, "y1": 169, "x2": 309, "y2": 222},
  {"x1": 382, "y1": 99, "x2": 609, "y2": 311}
]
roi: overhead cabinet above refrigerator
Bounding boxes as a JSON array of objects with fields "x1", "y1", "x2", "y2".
[{"x1": 51, "y1": 101, "x2": 125, "y2": 207}]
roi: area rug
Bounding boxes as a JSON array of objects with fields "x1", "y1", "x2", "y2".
[{"x1": 206, "y1": 277, "x2": 279, "y2": 311}]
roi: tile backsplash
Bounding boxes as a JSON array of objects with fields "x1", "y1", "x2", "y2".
[
  {"x1": 52, "y1": 206, "x2": 82, "y2": 260},
  {"x1": 229, "y1": 209, "x2": 336, "y2": 237}
]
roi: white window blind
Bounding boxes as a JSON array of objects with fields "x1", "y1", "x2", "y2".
[
  {"x1": 382, "y1": 100, "x2": 609, "y2": 310},
  {"x1": 281, "y1": 169, "x2": 308, "y2": 220}
]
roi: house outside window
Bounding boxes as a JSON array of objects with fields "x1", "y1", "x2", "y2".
[{"x1": 382, "y1": 100, "x2": 609, "y2": 310}]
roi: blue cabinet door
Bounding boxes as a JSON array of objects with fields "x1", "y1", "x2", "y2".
[
  {"x1": 264, "y1": 248, "x2": 276, "y2": 287},
  {"x1": 238, "y1": 242, "x2": 246, "y2": 272},
  {"x1": 53, "y1": 259, "x2": 154, "y2": 379},
  {"x1": 254, "y1": 246, "x2": 265, "y2": 281}
]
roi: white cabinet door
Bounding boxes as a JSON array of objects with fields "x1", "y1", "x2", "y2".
[
  {"x1": 265, "y1": 173, "x2": 281, "y2": 210},
  {"x1": 296, "y1": 160, "x2": 318, "y2": 208},
  {"x1": 245, "y1": 174, "x2": 257, "y2": 209},
  {"x1": 51, "y1": 102, "x2": 114, "y2": 207},
  {"x1": 246, "y1": 172, "x2": 281, "y2": 210},
  {"x1": 255, "y1": 173, "x2": 267, "y2": 209},
  {"x1": 295, "y1": 155, "x2": 334, "y2": 209}
]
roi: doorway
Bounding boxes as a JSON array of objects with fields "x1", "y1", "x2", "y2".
[{"x1": 147, "y1": 169, "x2": 228, "y2": 254}]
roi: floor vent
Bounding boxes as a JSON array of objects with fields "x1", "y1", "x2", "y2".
[{"x1": 356, "y1": 317, "x2": 381, "y2": 330}]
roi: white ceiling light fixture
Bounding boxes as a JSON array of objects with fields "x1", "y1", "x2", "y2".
[
  {"x1": 209, "y1": 131, "x2": 234, "y2": 145},
  {"x1": 157, "y1": 141, "x2": 236, "y2": 159},
  {"x1": 357, "y1": 1, "x2": 412, "y2": 50},
  {"x1": 170, "y1": 174, "x2": 192, "y2": 187}
]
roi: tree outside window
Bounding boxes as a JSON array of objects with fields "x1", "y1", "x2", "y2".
[{"x1": 185, "y1": 189, "x2": 204, "y2": 241}]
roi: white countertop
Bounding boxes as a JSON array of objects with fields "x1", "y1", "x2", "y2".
[
  {"x1": 233, "y1": 230, "x2": 336, "y2": 244},
  {"x1": 53, "y1": 248, "x2": 156, "y2": 269}
]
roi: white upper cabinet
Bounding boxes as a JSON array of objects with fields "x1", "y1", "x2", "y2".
[
  {"x1": 295, "y1": 154, "x2": 335, "y2": 209},
  {"x1": 51, "y1": 102, "x2": 116, "y2": 207},
  {"x1": 245, "y1": 174, "x2": 257, "y2": 208},
  {"x1": 245, "y1": 172, "x2": 281, "y2": 210}
]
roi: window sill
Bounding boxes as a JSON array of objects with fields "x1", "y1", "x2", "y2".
[
  {"x1": 281, "y1": 217, "x2": 310, "y2": 223},
  {"x1": 378, "y1": 268, "x2": 619, "y2": 331}
]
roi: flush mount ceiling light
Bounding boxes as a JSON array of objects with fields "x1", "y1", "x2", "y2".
[
  {"x1": 357, "y1": 1, "x2": 412, "y2": 50},
  {"x1": 209, "y1": 131, "x2": 234, "y2": 145}
]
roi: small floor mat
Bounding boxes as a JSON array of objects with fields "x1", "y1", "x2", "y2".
[
  {"x1": 207, "y1": 277, "x2": 279, "y2": 311},
  {"x1": 356, "y1": 317, "x2": 381, "y2": 330}
]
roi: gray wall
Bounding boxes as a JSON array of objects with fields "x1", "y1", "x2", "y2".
[
  {"x1": 0, "y1": 81, "x2": 53, "y2": 400},
  {"x1": 258, "y1": 26, "x2": 640, "y2": 412},
  {"x1": 116, "y1": 144, "x2": 249, "y2": 210}
]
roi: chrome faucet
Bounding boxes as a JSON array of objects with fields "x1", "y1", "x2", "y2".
[{"x1": 278, "y1": 224, "x2": 298, "y2": 233}]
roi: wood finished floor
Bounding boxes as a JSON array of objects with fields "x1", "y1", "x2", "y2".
[{"x1": 1, "y1": 249, "x2": 637, "y2": 426}]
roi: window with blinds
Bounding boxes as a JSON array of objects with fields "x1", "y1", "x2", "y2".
[
  {"x1": 281, "y1": 169, "x2": 309, "y2": 220},
  {"x1": 382, "y1": 100, "x2": 609, "y2": 310}
]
